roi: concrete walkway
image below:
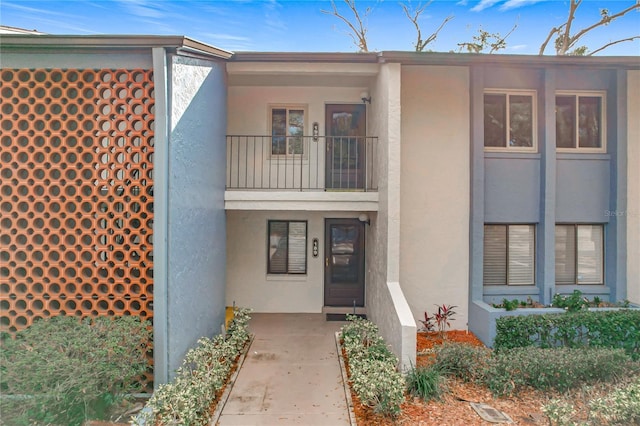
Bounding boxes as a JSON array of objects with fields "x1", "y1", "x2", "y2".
[{"x1": 217, "y1": 313, "x2": 351, "y2": 425}]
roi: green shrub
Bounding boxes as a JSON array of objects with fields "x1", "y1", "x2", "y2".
[
  {"x1": 552, "y1": 290, "x2": 589, "y2": 312},
  {"x1": 494, "y1": 309, "x2": 640, "y2": 359},
  {"x1": 589, "y1": 379, "x2": 640, "y2": 424},
  {"x1": 341, "y1": 315, "x2": 405, "y2": 417},
  {"x1": 484, "y1": 347, "x2": 631, "y2": 396},
  {"x1": 502, "y1": 298, "x2": 520, "y2": 311},
  {"x1": 542, "y1": 399, "x2": 576, "y2": 426},
  {"x1": 431, "y1": 342, "x2": 490, "y2": 382},
  {"x1": 134, "y1": 307, "x2": 251, "y2": 426},
  {"x1": 406, "y1": 365, "x2": 445, "y2": 401},
  {"x1": 0, "y1": 315, "x2": 150, "y2": 426}
]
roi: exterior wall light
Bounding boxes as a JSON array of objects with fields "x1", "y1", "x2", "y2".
[
  {"x1": 358, "y1": 213, "x2": 370, "y2": 225},
  {"x1": 360, "y1": 91, "x2": 371, "y2": 104},
  {"x1": 312, "y1": 122, "x2": 319, "y2": 142}
]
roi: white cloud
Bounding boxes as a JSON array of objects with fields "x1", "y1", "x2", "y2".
[
  {"x1": 500, "y1": 0, "x2": 544, "y2": 11},
  {"x1": 470, "y1": 0, "x2": 501, "y2": 12},
  {"x1": 263, "y1": 0, "x2": 285, "y2": 34},
  {"x1": 509, "y1": 44, "x2": 528, "y2": 50},
  {"x1": 202, "y1": 33, "x2": 251, "y2": 42},
  {"x1": 116, "y1": 0, "x2": 167, "y2": 19}
]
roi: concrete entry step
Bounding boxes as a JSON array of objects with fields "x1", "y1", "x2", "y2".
[
  {"x1": 322, "y1": 306, "x2": 367, "y2": 316},
  {"x1": 326, "y1": 313, "x2": 366, "y2": 321}
]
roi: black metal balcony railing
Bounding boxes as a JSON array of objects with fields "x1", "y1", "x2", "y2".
[{"x1": 226, "y1": 135, "x2": 378, "y2": 191}]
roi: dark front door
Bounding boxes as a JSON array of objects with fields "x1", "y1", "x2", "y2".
[
  {"x1": 324, "y1": 219, "x2": 365, "y2": 307},
  {"x1": 325, "y1": 104, "x2": 366, "y2": 190}
]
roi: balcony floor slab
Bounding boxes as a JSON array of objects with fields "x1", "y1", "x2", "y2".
[{"x1": 224, "y1": 190, "x2": 379, "y2": 211}]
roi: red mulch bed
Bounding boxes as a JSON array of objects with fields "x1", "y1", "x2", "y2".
[{"x1": 345, "y1": 330, "x2": 550, "y2": 425}]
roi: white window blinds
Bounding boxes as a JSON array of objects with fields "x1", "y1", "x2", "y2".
[
  {"x1": 483, "y1": 225, "x2": 507, "y2": 286},
  {"x1": 268, "y1": 221, "x2": 307, "y2": 274},
  {"x1": 555, "y1": 225, "x2": 576, "y2": 285},
  {"x1": 483, "y1": 224, "x2": 535, "y2": 286},
  {"x1": 577, "y1": 225, "x2": 603, "y2": 284},
  {"x1": 555, "y1": 224, "x2": 604, "y2": 285},
  {"x1": 508, "y1": 225, "x2": 535, "y2": 285}
]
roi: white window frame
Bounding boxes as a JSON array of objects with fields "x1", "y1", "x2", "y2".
[
  {"x1": 483, "y1": 224, "x2": 536, "y2": 286},
  {"x1": 555, "y1": 91, "x2": 606, "y2": 153},
  {"x1": 268, "y1": 104, "x2": 307, "y2": 158},
  {"x1": 555, "y1": 224, "x2": 605, "y2": 285},
  {"x1": 483, "y1": 90, "x2": 538, "y2": 153}
]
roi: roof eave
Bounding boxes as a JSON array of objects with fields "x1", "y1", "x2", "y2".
[
  {"x1": 379, "y1": 51, "x2": 640, "y2": 69},
  {"x1": 0, "y1": 35, "x2": 232, "y2": 59}
]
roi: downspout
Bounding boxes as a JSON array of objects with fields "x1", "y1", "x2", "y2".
[{"x1": 151, "y1": 47, "x2": 170, "y2": 386}]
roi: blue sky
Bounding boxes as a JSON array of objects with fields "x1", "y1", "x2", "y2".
[{"x1": 1, "y1": 0, "x2": 639, "y2": 55}]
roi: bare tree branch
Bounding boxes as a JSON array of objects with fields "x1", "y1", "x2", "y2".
[
  {"x1": 489, "y1": 21, "x2": 518, "y2": 54},
  {"x1": 567, "y1": 2, "x2": 640, "y2": 53},
  {"x1": 559, "y1": 0, "x2": 581, "y2": 55},
  {"x1": 589, "y1": 36, "x2": 640, "y2": 56},
  {"x1": 400, "y1": 1, "x2": 453, "y2": 52},
  {"x1": 457, "y1": 21, "x2": 518, "y2": 54},
  {"x1": 538, "y1": 24, "x2": 564, "y2": 55},
  {"x1": 321, "y1": 0, "x2": 372, "y2": 52},
  {"x1": 540, "y1": 0, "x2": 640, "y2": 55}
]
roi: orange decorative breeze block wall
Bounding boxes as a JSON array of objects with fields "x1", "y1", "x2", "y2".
[{"x1": 0, "y1": 69, "x2": 155, "y2": 386}]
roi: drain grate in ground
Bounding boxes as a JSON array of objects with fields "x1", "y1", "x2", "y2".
[
  {"x1": 470, "y1": 402, "x2": 513, "y2": 423},
  {"x1": 326, "y1": 313, "x2": 366, "y2": 321}
]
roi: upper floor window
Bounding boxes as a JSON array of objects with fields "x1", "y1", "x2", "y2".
[
  {"x1": 556, "y1": 92, "x2": 605, "y2": 151},
  {"x1": 271, "y1": 106, "x2": 305, "y2": 156},
  {"x1": 484, "y1": 91, "x2": 536, "y2": 151},
  {"x1": 484, "y1": 224, "x2": 536, "y2": 286}
]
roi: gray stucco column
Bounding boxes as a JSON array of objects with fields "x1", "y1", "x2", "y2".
[
  {"x1": 540, "y1": 68, "x2": 557, "y2": 305},
  {"x1": 469, "y1": 66, "x2": 485, "y2": 302}
]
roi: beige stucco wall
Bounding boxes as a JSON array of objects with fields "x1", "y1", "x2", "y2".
[
  {"x1": 365, "y1": 63, "x2": 416, "y2": 371},
  {"x1": 628, "y1": 70, "x2": 640, "y2": 305},
  {"x1": 400, "y1": 65, "x2": 471, "y2": 329},
  {"x1": 228, "y1": 85, "x2": 368, "y2": 134},
  {"x1": 226, "y1": 210, "x2": 366, "y2": 312}
]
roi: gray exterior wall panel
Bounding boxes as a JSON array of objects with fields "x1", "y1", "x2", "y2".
[
  {"x1": 556, "y1": 158, "x2": 610, "y2": 223},
  {"x1": 484, "y1": 157, "x2": 541, "y2": 223},
  {"x1": 166, "y1": 55, "x2": 227, "y2": 378}
]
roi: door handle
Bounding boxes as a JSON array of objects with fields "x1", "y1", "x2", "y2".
[{"x1": 326, "y1": 257, "x2": 329, "y2": 267}]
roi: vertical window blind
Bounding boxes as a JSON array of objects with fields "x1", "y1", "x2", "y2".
[
  {"x1": 556, "y1": 224, "x2": 604, "y2": 284},
  {"x1": 268, "y1": 220, "x2": 307, "y2": 274},
  {"x1": 484, "y1": 224, "x2": 535, "y2": 286}
]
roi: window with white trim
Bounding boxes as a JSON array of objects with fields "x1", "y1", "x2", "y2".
[
  {"x1": 268, "y1": 220, "x2": 307, "y2": 274},
  {"x1": 270, "y1": 106, "x2": 305, "y2": 156},
  {"x1": 484, "y1": 91, "x2": 536, "y2": 151},
  {"x1": 555, "y1": 224, "x2": 604, "y2": 285},
  {"x1": 484, "y1": 224, "x2": 536, "y2": 286},
  {"x1": 556, "y1": 92, "x2": 605, "y2": 151}
]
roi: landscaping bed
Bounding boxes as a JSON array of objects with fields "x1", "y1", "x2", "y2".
[{"x1": 340, "y1": 315, "x2": 640, "y2": 425}]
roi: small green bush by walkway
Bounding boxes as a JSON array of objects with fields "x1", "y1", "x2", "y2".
[
  {"x1": 341, "y1": 315, "x2": 405, "y2": 417},
  {"x1": 0, "y1": 315, "x2": 150, "y2": 426},
  {"x1": 494, "y1": 309, "x2": 640, "y2": 359},
  {"x1": 405, "y1": 365, "x2": 445, "y2": 401},
  {"x1": 134, "y1": 307, "x2": 251, "y2": 426}
]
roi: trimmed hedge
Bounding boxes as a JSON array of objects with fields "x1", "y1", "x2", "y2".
[
  {"x1": 341, "y1": 315, "x2": 405, "y2": 417},
  {"x1": 494, "y1": 309, "x2": 640, "y2": 359},
  {"x1": 134, "y1": 307, "x2": 251, "y2": 426},
  {"x1": 0, "y1": 316, "x2": 150, "y2": 426}
]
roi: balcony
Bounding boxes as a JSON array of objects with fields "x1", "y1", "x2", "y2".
[{"x1": 226, "y1": 135, "x2": 378, "y2": 192}]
